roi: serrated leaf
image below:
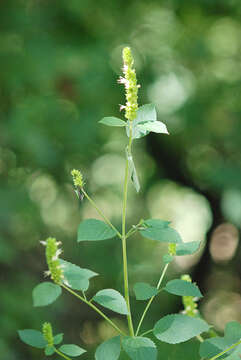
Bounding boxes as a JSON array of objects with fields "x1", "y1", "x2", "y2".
[
  {"x1": 45, "y1": 345, "x2": 55, "y2": 356},
  {"x1": 18, "y1": 329, "x2": 47, "y2": 348},
  {"x1": 122, "y1": 336, "x2": 157, "y2": 360},
  {"x1": 95, "y1": 336, "x2": 121, "y2": 360},
  {"x1": 93, "y1": 289, "x2": 128, "y2": 315},
  {"x1": 137, "y1": 121, "x2": 169, "y2": 135},
  {"x1": 32, "y1": 282, "x2": 62, "y2": 307},
  {"x1": 176, "y1": 241, "x2": 201, "y2": 256},
  {"x1": 140, "y1": 219, "x2": 182, "y2": 244},
  {"x1": 59, "y1": 344, "x2": 86, "y2": 357},
  {"x1": 54, "y1": 333, "x2": 64, "y2": 345},
  {"x1": 99, "y1": 117, "x2": 126, "y2": 127},
  {"x1": 77, "y1": 219, "x2": 117, "y2": 241},
  {"x1": 126, "y1": 147, "x2": 140, "y2": 192},
  {"x1": 200, "y1": 321, "x2": 241, "y2": 359},
  {"x1": 154, "y1": 314, "x2": 209, "y2": 344},
  {"x1": 126, "y1": 104, "x2": 157, "y2": 139},
  {"x1": 133, "y1": 282, "x2": 159, "y2": 300},
  {"x1": 164, "y1": 279, "x2": 203, "y2": 298},
  {"x1": 60, "y1": 259, "x2": 98, "y2": 291}
]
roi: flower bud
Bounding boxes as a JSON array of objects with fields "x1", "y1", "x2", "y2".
[
  {"x1": 42, "y1": 322, "x2": 54, "y2": 346},
  {"x1": 43, "y1": 237, "x2": 64, "y2": 284},
  {"x1": 71, "y1": 169, "x2": 84, "y2": 188},
  {"x1": 181, "y1": 274, "x2": 198, "y2": 317}
]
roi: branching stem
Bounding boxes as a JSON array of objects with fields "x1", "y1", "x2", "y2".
[
  {"x1": 135, "y1": 263, "x2": 169, "y2": 336},
  {"x1": 62, "y1": 284, "x2": 126, "y2": 336},
  {"x1": 82, "y1": 189, "x2": 122, "y2": 240}
]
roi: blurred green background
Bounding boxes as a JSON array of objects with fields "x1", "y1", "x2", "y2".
[{"x1": 0, "y1": 0, "x2": 241, "y2": 359}]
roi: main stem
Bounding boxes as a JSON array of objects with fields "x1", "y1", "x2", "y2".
[
  {"x1": 135, "y1": 263, "x2": 169, "y2": 336},
  {"x1": 62, "y1": 284, "x2": 126, "y2": 336},
  {"x1": 121, "y1": 122, "x2": 134, "y2": 337}
]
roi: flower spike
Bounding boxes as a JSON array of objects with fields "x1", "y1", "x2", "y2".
[
  {"x1": 119, "y1": 47, "x2": 140, "y2": 121},
  {"x1": 42, "y1": 322, "x2": 54, "y2": 346},
  {"x1": 181, "y1": 274, "x2": 199, "y2": 317}
]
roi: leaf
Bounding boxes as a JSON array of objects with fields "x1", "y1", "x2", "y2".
[
  {"x1": 154, "y1": 314, "x2": 210, "y2": 344},
  {"x1": 54, "y1": 333, "x2": 64, "y2": 345},
  {"x1": 126, "y1": 147, "x2": 140, "y2": 192},
  {"x1": 99, "y1": 117, "x2": 126, "y2": 127},
  {"x1": 45, "y1": 345, "x2": 55, "y2": 356},
  {"x1": 133, "y1": 282, "x2": 159, "y2": 300},
  {"x1": 164, "y1": 279, "x2": 203, "y2": 298},
  {"x1": 140, "y1": 219, "x2": 182, "y2": 244},
  {"x1": 95, "y1": 336, "x2": 121, "y2": 360},
  {"x1": 137, "y1": 121, "x2": 169, "y2": 135},
  {"x1": 59, "y1": 344, "x2": 86, "y2": 357},
  {"x1": 122, "y1": 336, "x2": 157, "y2": 360},
  {"x1": 163, "y1": 254, "x2": 174, "y2": 264},
  {"x1": 200, "y1": 321, "x2": 241, "y2": 359},
  {"x1": 32, "y1": 282, "x2": 62, "y2": 307},
  {"x1": 226, "y1": 344, "x2": 241, "y2": 360},
  {"x1": 60, "y1": 259, "x2": 98, "y2": 291},
  {"x1": 176, "y1": 241, "x2": 201, "y2": 256},
  {"x1": 126, "y1": 104, "x2": 157, "y2": 139},
  {"x1": 77, "y1": 219, "x2": 117, "y2": 242},
  {"x1": 93, "y1": 289, "x2": 128, "y2": 315},
  {"x1": 18, "y1": 329, "x2": 47, "y2": 348}
]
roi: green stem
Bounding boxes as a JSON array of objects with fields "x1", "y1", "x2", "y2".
[
  {"x1": 209, "y1": 339, "x2": 241, "y2": 360},
  {"x1": 196, "y1": 335, "x2": 204, "y2": 342},
  {"x1": 135, "y1": 263, "x2": 169, "y2": 336},
  {"x1": 121, "y1": 121, "x2": 134, "y2": 337},
  {"x1": 140, "y1": 329, "x2": 154, "y2": 337},
  {"x1": 82, "y1": 189, "x2": 122, "y2": 240},
  {"x1": 62, "y1": 284, "x2": 126, "y2": 336},
  {"x1": 54, "y1": 347, "x2": 72, "y2": 360}
]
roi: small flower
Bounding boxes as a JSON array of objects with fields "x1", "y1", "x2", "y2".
[
  {"x1": 181, "y1": 274, "x2": 199, "y2": 317},
  {"x1": 168, "y1": 243, "x2": 176, "y2": 256},
  {"x1": 118, "y1": 47, "x2": 140, "y2": 121},
  {"x1": 71, "y1": 169, "x2": 84, "y2": 188},
  {"x1": 41, "y1": 237, "x2": 64, "y2": 284},
  {"x1": 42, "y1": 322, "x2": 54, "y2": 346}
]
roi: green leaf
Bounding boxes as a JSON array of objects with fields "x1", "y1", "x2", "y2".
[
  {"x1": 54, "y1": 333, "x2": 64, "y2": 345},
  {"x1": 126, "y1": 147, "x2": 140, "y2": 193},
  {"x1": 32, "y1": 282, "x2": 62, "y2": 307},
  {"x1": 93, "y1": 289, "x2": 128, "y2": 315},
  {"x1": 122, "y1": 336, "x2": 157, "y2": 360},
  {"x1": 140, "y1": 219, "x2": 182, "y2": 244},
  {"x1": 226, "y1": 344, "x2": 241, "y2": 359},
  {"x1": 99, "y1": 117, "x2": 126, "y2": 127},
  {"x1": 60, "y1": 259, "x2": 98, "y2": 291},
  {"x1": 126, "y1": 104, "x2": 157, "y2": 139},
  {"x1": 18, "y1": 329, "x2": 47, "y2": 348},
  {"x1": 133, "y1": 282, "x2": 159, "y2": 300},
  {"x1": 164, "y1": 279, "x2": 203, "y2": 298},
  {"x1": 163, "y1": 254, "x2": 174, "y2": 264},
  {"x1": 176, "y1": 241, "x2": 201, "y2": 256},
  {"x1": 77, "y1": 219, "x2": 117, "y2": 241},
  {"x1": 95, "y1": 336, "x2": 121, "y2": 360},
  {"x1": 154, "y1": 314, "x2": 210, "y2": 344},
  {"x1": 59, "y1": 344, "x2": 86, "y2": 357},
  {"x1": 45, "y1": 345, "x2": 55, "y2": 356},
  {"x1": 199, "y1": 321, "x2": 241, "y2": 359},
  {"x1": 137, "y1": 121, "x2": 169, "y2": 135}
]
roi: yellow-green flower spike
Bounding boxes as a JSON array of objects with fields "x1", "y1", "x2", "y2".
[
  {"x1": 71, "y1": 169, "x2": 84, "y2": 188},
  {"x1": 168, "y1": 243, "x2": 176, "y2": 256},
  {"x1": 42, "y1": 237, "x2": 64, "y2": 284},
  {"x1": 42, "y1": 322, "x2": 54, "y2": 346},
  {"x1": 118, "y1": 47, "x2": 140, "y2": 121},
  {"x1": 181, "y1": 274, "x2": 198, "y2": 317}
]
